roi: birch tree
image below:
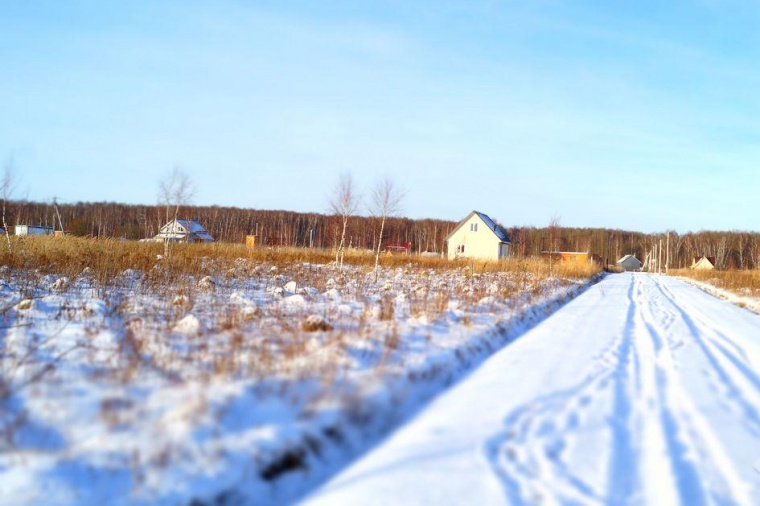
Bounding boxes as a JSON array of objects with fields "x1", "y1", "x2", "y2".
[
  {"x1": 716, "y1": 236, "x2": 729, "y2": 270},
  {"x1": 158, "y1": 167, "x2": 196, "y2": 257},
  {"x1": 328, "y1": 173, "x2": 359, "y2": 269},
  {"x1": 1, "y1": 158, "x2": 16, "y2": 252},
  {"x1": 370, "y1": 178, "x2": 403, "y2": 281}
]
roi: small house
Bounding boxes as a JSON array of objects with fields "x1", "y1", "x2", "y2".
[
  {"x1": 382, "y1": 241, "x2": 411, "y2": 255},
  {"x1": 691, "y1": 256, "x2": 716, "y2": 270},
  {"x1": 152, "y1": 219, "x2": 214, "y2": 243},
  {"x1": 617, "y1": 254, "x2": 642, "y2": 272},
  {"x1": 15, "y1": 225, "x2": 54, "y2": 236},
  {"x1": 446, "y1": 211, "x2": 511, "y2": 261}
]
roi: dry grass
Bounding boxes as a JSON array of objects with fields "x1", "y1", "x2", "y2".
[
  {"x1": 671, "y1": 268, "x2": 760, "y2": 298},
  {"x1": 0, "y1": 236, "x2": 600, "y2": 283}
]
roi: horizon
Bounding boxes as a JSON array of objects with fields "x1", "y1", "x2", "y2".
[
  {"x1": 11, "y1": 198, "x2": 760, "y2": 237},
  {"x1": 3, "y1": 1, "x2": 759, "y2": 233}
]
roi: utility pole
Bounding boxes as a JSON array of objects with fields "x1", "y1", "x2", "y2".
[
  {"x1": 658, "y1": 239, "x2": 663, "y2": 274},
  {"x1": 607, "y1": 233, "x2": 613, "y2": 270},
  {"x1": 52, "y1": 197, "x2": 65, "y2": 233},
  {"x1": 666, "y1": 232, "x2": 670, "y2": 275}
]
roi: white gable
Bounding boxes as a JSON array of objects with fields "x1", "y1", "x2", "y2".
[{"x1": 446, "y1": 211, "x2": 510, "y2": 261}]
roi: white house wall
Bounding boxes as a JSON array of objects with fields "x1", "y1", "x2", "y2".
[{"x1": 447, "y1": 214, "x2": 506, "y2": 261}]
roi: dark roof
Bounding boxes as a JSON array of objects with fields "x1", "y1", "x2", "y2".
[
  {"x1": 473, "y1": 211, "x2": 511, "y2": 244},
  {"x1": 176, "y1": 219, "x2": 209, "y2": 234}
]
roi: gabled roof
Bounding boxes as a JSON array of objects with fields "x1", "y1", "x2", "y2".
[
  {"x1": 168, "y1": 219, "x2": 205, "y2": 233},
  {"x1": 693, "y1": 256, "x2": 716, "y2": 266},
  {"x1": 446, "y1": 210, "x2": 511, "y2": 244},
  {"x1": 617, "y1": 254, "x2": 641, "y2": 265},
  {"x1": 159, "y1": 219, "x2": 214, "y2": 241},
  {"x1": 474, "y1": 211, "x2": 511, "y2": 243}
]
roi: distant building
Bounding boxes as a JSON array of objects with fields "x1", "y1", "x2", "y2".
[
  {"x1": 151, "y1": 219, "x2": 214, "y2": 243},
  {"x1": 446, "y1": 211, "x2": 511, "y2": 261},
  {"x1": 541, "y1": 251, "x2": 603, "y2": 265},
  {"x1": 382, "y1": 241, "x2": 411, "y2": 255},
  {"x1": 617, "y1": 254, "x2": 642, "y2": 272},
  {"x1": 15, "y1": 225, "x2": 54, "y2": 236},
  {"x1": 691, "y1": 256, "x2": 716, "y2": 270}
]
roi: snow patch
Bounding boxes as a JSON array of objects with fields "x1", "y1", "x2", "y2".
[
  {"x1": 323, "y1": 288, "x2": 341, "y2": 301},
  {"x1": 174, "y1": 314, "x2": 204, "y2": 335}
]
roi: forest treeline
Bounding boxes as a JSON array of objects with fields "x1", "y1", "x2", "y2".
[{"x1": 9, "y1": 200, "x2": 760, "y2": 270}]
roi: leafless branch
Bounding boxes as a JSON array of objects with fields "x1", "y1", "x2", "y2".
[
  {"x1": 158, "y1": 167, "x2": 196, "y2": 257},
  {"x1": 370, "y1": 178, "x2": 404, "y2": 280},
  {"x1": 2, "y1": 157, "x2": 18, "y2": 253},
  {"x1": 328, "y1": 173, "x2": 359, "y2": 269}
]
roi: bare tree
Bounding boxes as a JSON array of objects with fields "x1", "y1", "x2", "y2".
[
  {"x1": 715, "y1": 235, "x2": 729, "y2": 270},
  {"x1": 370, "y1": 178, "x2": 404, "y2": 280},
  {"x1": 328, "y1": 173, "x2": 359, "y2": 269},
  {"x1": 158, "y1": 167, "x2": 196, "y2": 257},
  {"x1": 736, "y1": 233, "x2": 746, "y2": 270},
  {"x1": 1, "y1": 157, "x2": 17, "y2": 252},
  {"x1": 750, "y1": 235, "x2": 760, "y2": 270}
]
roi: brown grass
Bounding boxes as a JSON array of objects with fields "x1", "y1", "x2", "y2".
[
  {"x1": 671, "y1": 268, "x2": 760, "y2": 298},
  {"x1": 0, "y1": 236, "x2": 600, "y2": 282}
]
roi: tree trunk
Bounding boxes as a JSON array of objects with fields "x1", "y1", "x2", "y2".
[{"x1": 374, "y1": 217, "x2": 386, "y2": 282}]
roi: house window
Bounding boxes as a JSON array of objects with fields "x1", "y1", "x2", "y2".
[
  {"x1": 457, "y1": 244, "x2": 465, "y2": 254},
  {"x1": 470, "y1": 223, "x2": 478, "y2": 232}
]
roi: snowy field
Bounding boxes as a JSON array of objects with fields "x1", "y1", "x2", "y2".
[
  {"x1": 0, "y1": 259, "x2": 596, "y2": 505},
  {"x1": 303, "y1": 273, "x2": 760, "y2": 505}
]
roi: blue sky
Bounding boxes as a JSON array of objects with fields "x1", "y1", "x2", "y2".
[{"x1": 2, "y1": 1, "x2": 760, "y2": 232}]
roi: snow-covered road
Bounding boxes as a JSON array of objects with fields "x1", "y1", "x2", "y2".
[{"x1": 301, "y1": 273, "x2": 760, "y2": 505}]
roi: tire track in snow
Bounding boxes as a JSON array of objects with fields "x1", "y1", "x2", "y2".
[
  {"x1": 652, "y1": 278, "x2": 760, "y2": 436},
  {"x1": 485, "y1": 274, "x2": 756, "y2": 505},
  {"x1": 635, "y1": 277, "x2": 725, "y2": 505},
  {"x1": 605, "y1": 276, "x2": 642, "y2": 505},
  {"x1": 637, "y1": 276, "x2": 755, "y2": 504}
]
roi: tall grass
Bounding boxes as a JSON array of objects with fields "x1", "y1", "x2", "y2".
[
  {"x1": 0, "y1": 236, "x2": 600, "y2": 283},
  {"x1": 671, "y1": 268, "x2": 760, "y2": 297}
]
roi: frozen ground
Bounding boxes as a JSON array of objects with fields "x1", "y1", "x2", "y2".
[
  {"x1": 303, "y1": 273, "x2": 760, "y2": 505},
  {"x1": 0, "y1": 261, "x2": 596, "y2": 505}
]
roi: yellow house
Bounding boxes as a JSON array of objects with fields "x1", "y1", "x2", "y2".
[{"x1": 446, "y1": 211, "x2": 511, "y2": 261}]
